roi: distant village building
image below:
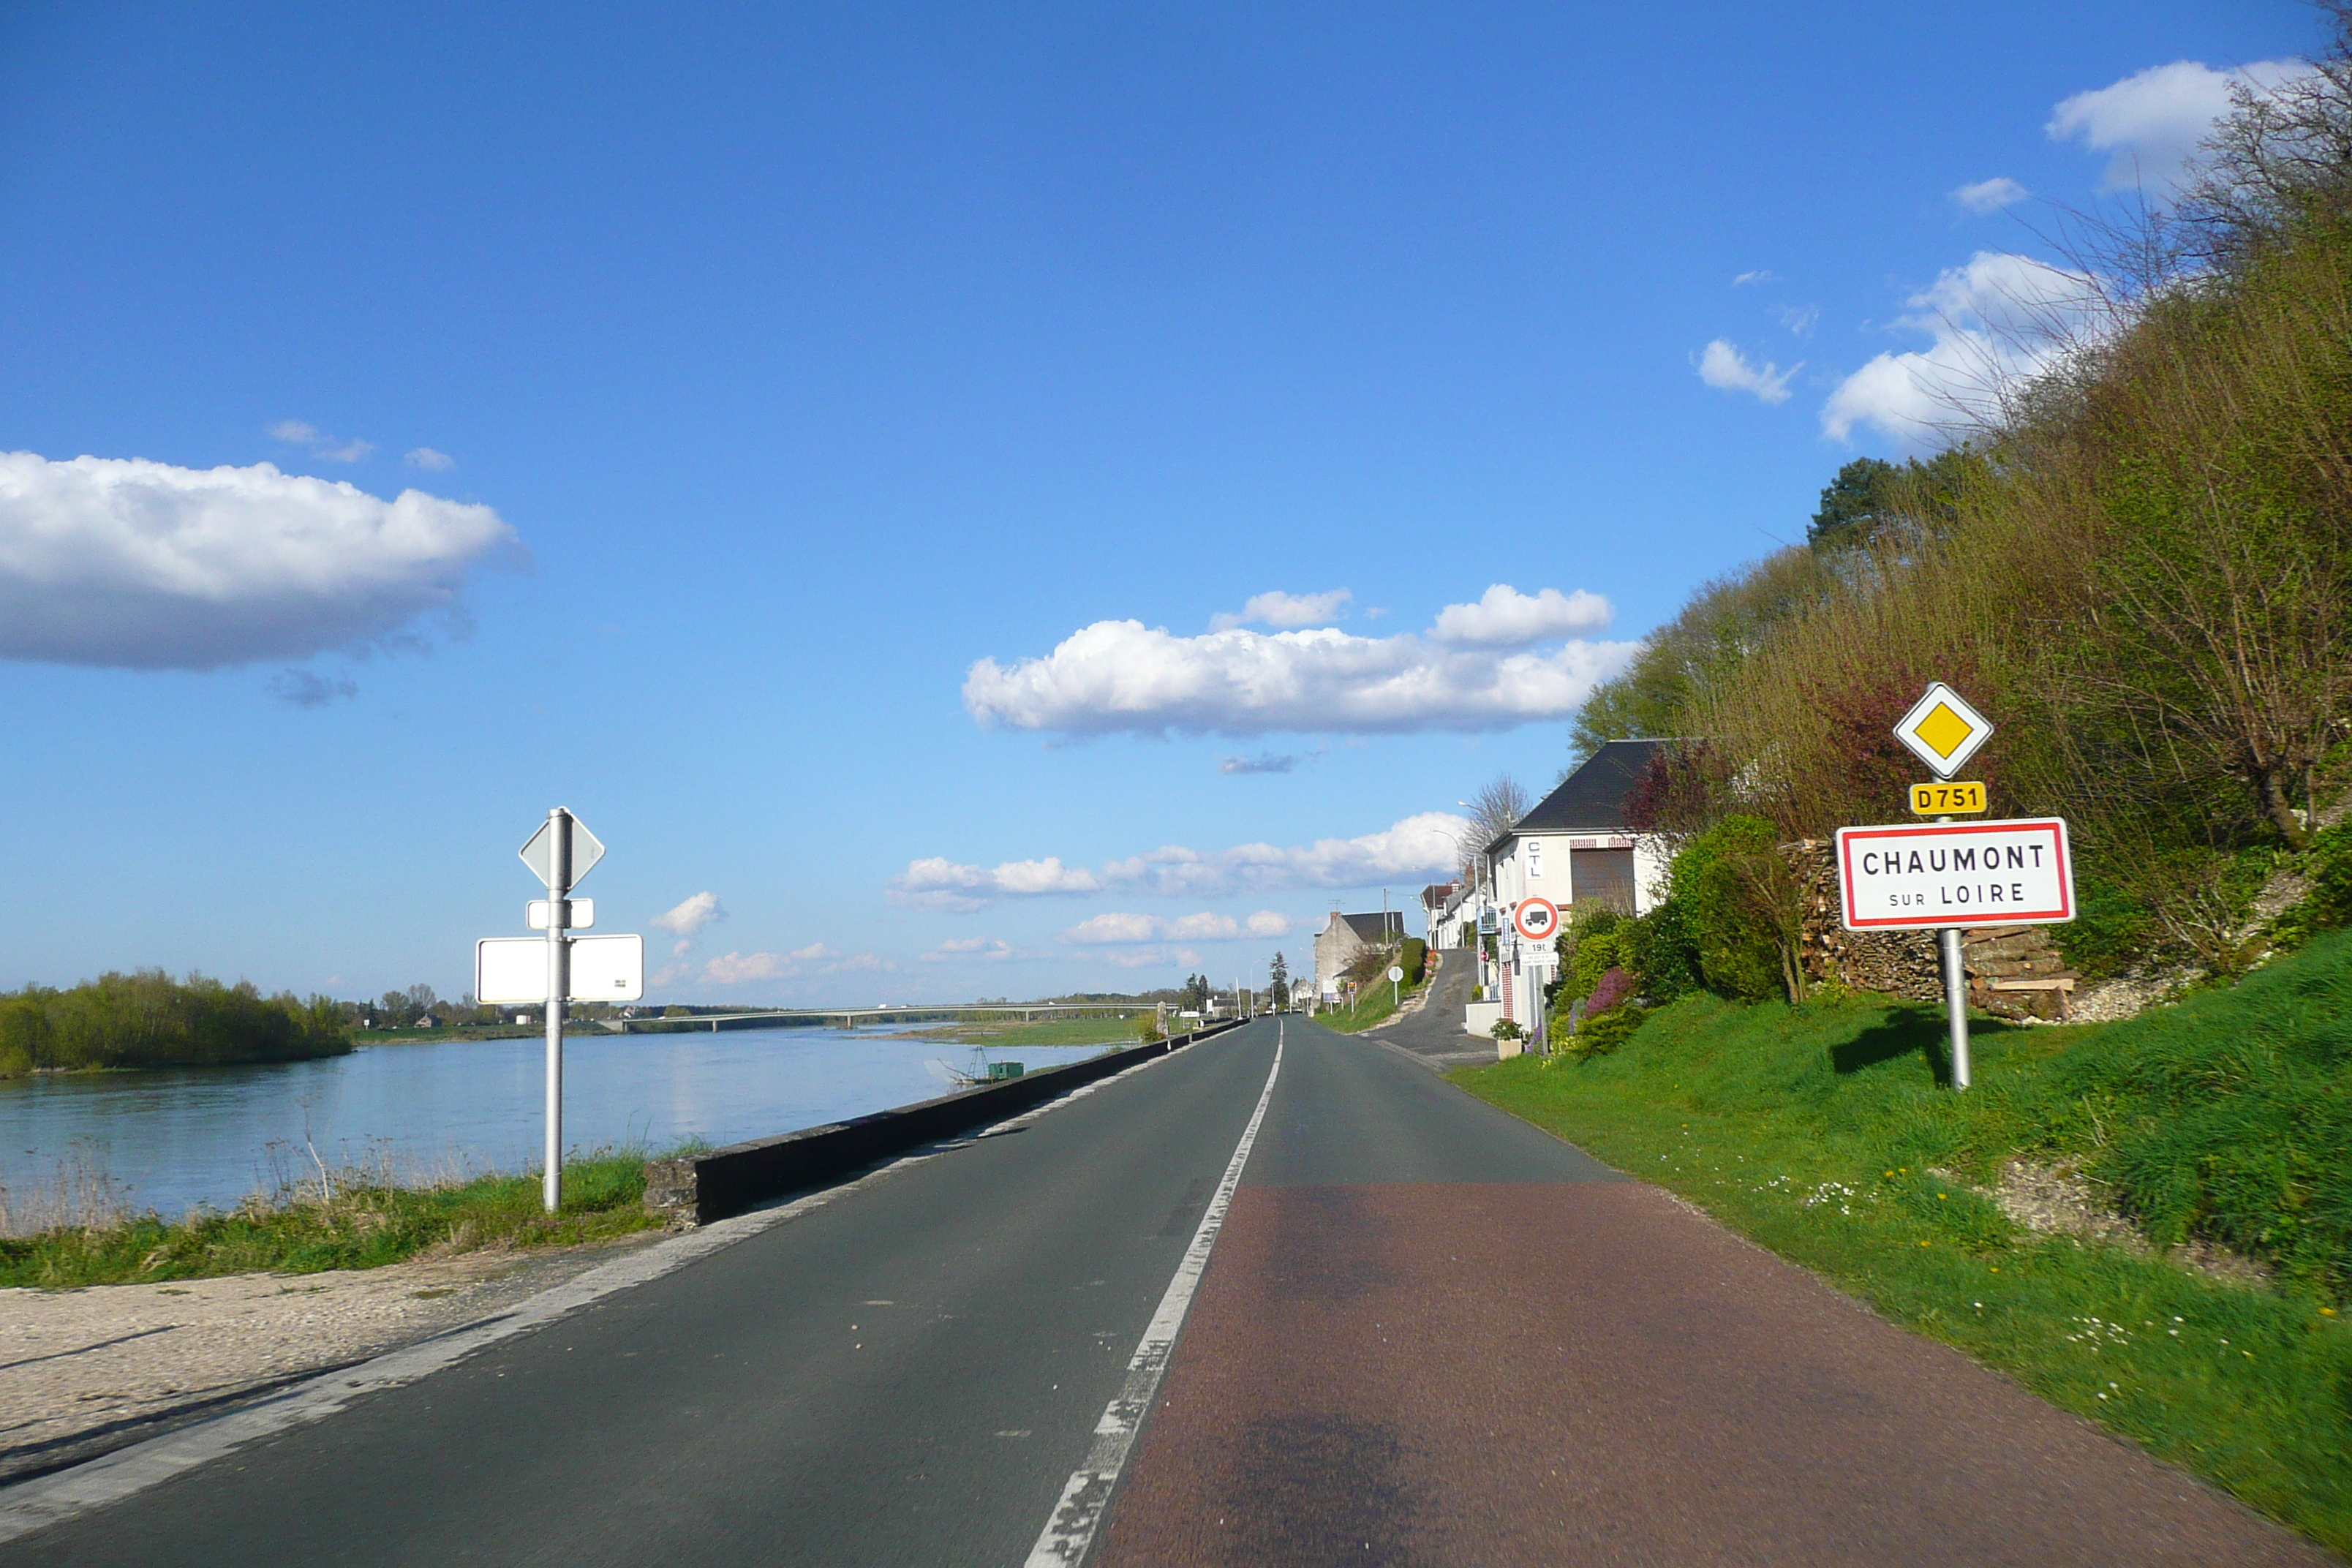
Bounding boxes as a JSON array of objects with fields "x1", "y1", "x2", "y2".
[
  {"x1": 1314, "y1": 909, "x2": 1405, "y2": 1002},
  {"x1": 1475, "y1": 738, "x2": 1676, "y2": 1035}
]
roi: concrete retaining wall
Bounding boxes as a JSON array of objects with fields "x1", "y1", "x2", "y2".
[{"x1": 643, "y1": 1019, "x2": 1245, "y2": 1225}]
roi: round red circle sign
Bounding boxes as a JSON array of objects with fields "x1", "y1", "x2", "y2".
[{"x1": 1513, "y1": 897, "x2": 1560, "y2": 941}]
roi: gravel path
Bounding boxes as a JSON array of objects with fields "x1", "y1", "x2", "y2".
[{"x1": 0, "y1": 1235, "x2": 663, "y2": 1486}]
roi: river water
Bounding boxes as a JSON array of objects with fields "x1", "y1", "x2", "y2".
[{"x1": 0, "y1": 1028, "x2": 1116, "y2": 1222}]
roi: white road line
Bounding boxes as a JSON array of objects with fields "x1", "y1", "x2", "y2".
[
  {"x1": 1024, "y1": 1019, "x2": 1284, "y2": 1567},
  {"x1": 0, "y1": 1037, "x2": 1215, "y2": 1547}
]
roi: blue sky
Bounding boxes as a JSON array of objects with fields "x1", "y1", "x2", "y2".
[{"x1": 0, "y1": 0, "x2": 2319, "y2": 1004}]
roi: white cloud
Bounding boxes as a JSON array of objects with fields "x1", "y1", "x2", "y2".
[
  {"x1": 1696, "y1": 340, "x2": 1798, "y2": 404},
  {"x1": 1820, "y1": 251, "x2": 2100, "y2": 445},
  {"x1": 2048, "y1": 58, "x2": 2307, "y2": 195},
  {"x1": 649, "y1": 892, "x2": 726, "y2": 939},
  {"x1": 894, "y1": 811, "x2": 1467, "y2": 909},
  {"x1": 269, "y1": 420, "x2": 374, "y2": 464},
  {"x1": 1098, "y1": 945, "x2": 1202, "y2": 970},
  {"x1": 1063, "y1": 910, "x2": 1292, "y2": 945},
  {"x1": 1775, "y1": 304, "x2": 1820, "y2": 336},
  {"x1": 1208, "y1": 588, "x2": 1353, "y2": 632},
  {"x1": 963, "y1": 590, "x2": 1629, "y2": 739},
  {"x1": 0, "y1": 453, "x2": 519, "y2": 669},
  {"x1": 920, "y1": 936, "x2": 1018, "y2": 963},
  {"x1": 1731, "y1": 270, "x2": 1779, "y2": 287},
  {"x1": 1218, "y1": 751, "x2": 1297, "y2": 774},
  {"x1": 1429, "y1": 584, "x2": 1612, "y2": 647},
  {"x1": 1951, "y1": 176, "x2": 2029, "y2": 214},
  {"x1": 404, "y1": 448, "x2": 456, "y2": 471},
  {"x1": 699, "y1": 943, "x2": 886, "y2": 985}
]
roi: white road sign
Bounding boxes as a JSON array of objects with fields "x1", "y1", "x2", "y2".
[
  {"x1": 1387, "y1": 965, "x2": 1404, "y2": 984},
  {"x1": 1892, "y1": 682, "x2": 1993, "y2": 779},
  {"x1": 521, "y1": 813, "x2": 605, "y2": 890},
  {"x1": 478, "y1": 933, "x2": 644, "y2": 1003},
  {"x1": 527, "y1": 898, "x2": 593, "y2": 930},
  {"x1": 1835, "y1": 818, "x2": 2073, "y2": 931}
]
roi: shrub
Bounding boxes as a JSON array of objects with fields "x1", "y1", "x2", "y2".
[
  {"x1": 1670, "y1": 817, "x2": 1800, "y2": 1003},
  {"x1": 1572, "y1": 1003, "x2": 1648, "y2": 1056},
  {"x1": 1586, "y1": 966, "x2": 1634, "y2": 1016},
  {"x1": 1401, "y1": 938, "x2": 1428, "y2": 985}
]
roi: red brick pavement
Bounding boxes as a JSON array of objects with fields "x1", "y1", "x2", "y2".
[{"x1": 1096, "y1": 1181, "x2": 2329, "y2": 1567}]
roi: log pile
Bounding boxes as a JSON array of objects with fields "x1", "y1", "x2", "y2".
[{"x1": 1784, "y1": 840, "x2": 2076, "y2": 1019}]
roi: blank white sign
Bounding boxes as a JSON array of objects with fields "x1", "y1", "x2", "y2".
[{"x1": 476, "y1": 934, "x2": 644, "y2": 1004}]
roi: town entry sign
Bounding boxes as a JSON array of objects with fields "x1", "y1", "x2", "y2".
[{"x1": 1835, "y1": 818, "x2": 2075, "y2": 932}]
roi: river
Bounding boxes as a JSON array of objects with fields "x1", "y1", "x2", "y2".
[{"x1": 0, "y1": 1028, "x2": 1117, "y2": 1224}]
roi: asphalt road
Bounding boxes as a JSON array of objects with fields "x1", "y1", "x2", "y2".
[{"x1": 4, "y1": 1016, "x2": 2329, "y2": 1566}]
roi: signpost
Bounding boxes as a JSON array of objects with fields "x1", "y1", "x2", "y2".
[
  {"x1": 1387, "y1": 962, "x2": 1404, "y2": 1009},
  {"x1": 475, "y1": 809, "x2": 644, "y2": 1213},
  {"x1": 1512, "y1": 897, "x2": 1561, "y2": 1052},
  {"x1": 1839, "y1": 683, "x2": 2073, "y2": 1091}
]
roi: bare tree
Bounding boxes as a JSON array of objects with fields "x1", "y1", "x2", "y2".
[{"x1": 1458, "y1": 774, "x2": 1531, "y2": 886}]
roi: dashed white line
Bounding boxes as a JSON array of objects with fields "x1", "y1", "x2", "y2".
[{"x1": 1023, "y1": 1020, "x2": 1284, "y2": 1567}]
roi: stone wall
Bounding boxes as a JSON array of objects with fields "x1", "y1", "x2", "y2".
[{"x1": 1786, "y1": 840, "x2": 2076, "y2": 1019}]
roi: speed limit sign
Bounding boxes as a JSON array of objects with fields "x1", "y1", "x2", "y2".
[{"x1": 1513, "y1": 897, "x2": 1560, "y2": 941}]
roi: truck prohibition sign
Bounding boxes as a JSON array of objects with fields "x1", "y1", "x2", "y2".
[{"x1": 1835, "y1": 818, "x2": 2074, "y2": 931}]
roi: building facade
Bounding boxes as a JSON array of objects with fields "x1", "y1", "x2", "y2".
[{"x1": 1313, "y1": 909, "x2": 1405, "y2": 1002}]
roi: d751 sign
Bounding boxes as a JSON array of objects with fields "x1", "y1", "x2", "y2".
[{"x1": 1834, "y1": 818, "x2": 2074, "y2": 931}]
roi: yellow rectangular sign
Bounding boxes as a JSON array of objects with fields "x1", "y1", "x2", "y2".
[{"x1": 1910, "y1": 780, "x2": 1987, "y2": 815}]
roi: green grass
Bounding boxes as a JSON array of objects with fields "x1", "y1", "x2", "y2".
[
  {"x1": 913, "y1": 1015, "x2": 1144, "y2": 1049},
  {"x1": 1316, "y1": 976, "x2": 1422, "y2": 1033},
  {"x1": 1455, "y1": 931, "x2": 2352, "y2": 1553},
  {"x1": 0, "y1": 1152, "x2": 666, "y2": 1291}
]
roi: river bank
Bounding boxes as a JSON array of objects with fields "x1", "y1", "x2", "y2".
[{"x1": 0, "y1": 1229, "x2": 663, "y2": 1486}]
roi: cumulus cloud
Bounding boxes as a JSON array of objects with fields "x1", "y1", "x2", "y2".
[
  {"x1": 0, "y1": 453, "x2": 519, "y2": 669},
  {"x1": 404, "y1": 448, "x2": 456, "y2": 471},
  {"x1": 268, "y1": 668, "x2": 357, "y2": 708},
  {"x1": 1064, "y1": 910, "x2": 1292, "y2": 944},
  {"x1": 650, "y1": 892, "x2": 727, "y2": 938},
  {"x1": 1820, "y1": 252, "x2": 2100, "y2": 445},
  {"x1": 649, "y1": 892, "x2": 728, "y2": 958},
  {"x1": 1208, "y1": 588, "x2": 1352, "y2": 632},
  {"x1": 1429, "y1": 585, "x2": 1612, "y2": 647},
  {"x1": 1696, "y1": 340, "x2": 1798, "y2": 404},
  {"x1": 892, "y1": 811, "x2": 1468, "y2": 909},
  {"x1": 1099, "y1": 945, "x2": 1202, "y2": 970},
  {"x1": 269, "y1": 420, "x2": 374, "y2": 464},
  {"x1": 700, "y1": 943, "x2": 886, "y2": 985},
  {"x1": 1219, "y1": 752, "x2": 1297, "y2": 774},
  {"x1": 963, "y1": 588, "x2": 1627, "y2": 739},
  {"x1": 1951, "y1": 176, "x2": 2029, "y2": 214},
  {"x1": 1731, "y1": 270, "x2": 1779, "y2": 287},
  {"x1": 2048, "y1": 59, "x2": 2307, "y2": 195}
]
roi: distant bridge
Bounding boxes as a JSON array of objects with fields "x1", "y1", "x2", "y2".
[{"x1": 598, "y1": 1002, "x2": 1183, "y2": 1034}]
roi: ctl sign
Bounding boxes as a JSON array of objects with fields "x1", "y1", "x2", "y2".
[{"x1": 1835, "y1": 818, "x2": 2075, "y2": 931}]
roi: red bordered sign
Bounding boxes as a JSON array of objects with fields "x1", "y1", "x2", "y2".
[
  {"x1": 1835, "y1": 817, "x2": 2074, "y2": 931},
  {"x1": 1512, "y1": 897, "x2": 1560, "y2": 941}
]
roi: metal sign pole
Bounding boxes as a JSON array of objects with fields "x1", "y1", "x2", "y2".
[
  {"x1": 1942, "y1": 924, "x2": 1971, "y2": 1090},
  {"x1": 544, "y1": 807, "x2": 571, "y2": 1213}
]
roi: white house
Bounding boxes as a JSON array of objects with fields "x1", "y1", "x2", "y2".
[{"x1": 1472, "y1": 739, "x2": 1675, "y2": 1037}]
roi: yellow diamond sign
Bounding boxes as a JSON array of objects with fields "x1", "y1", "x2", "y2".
[{"x1": 1893, "y1": 682, "x2": 1992, "y2": 777}]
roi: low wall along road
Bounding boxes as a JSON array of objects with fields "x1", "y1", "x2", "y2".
[{"x1": 644, "y1": 1020, "x2": 1244, "y2": 1224}]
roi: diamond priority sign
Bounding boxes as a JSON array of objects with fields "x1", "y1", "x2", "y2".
[
  {"x1": 1893, "y1": 681, "x2": 1993, "y2": 779},
  {"x1": 1835, "y1": 818, "x2": 2075, "y2": 931}
]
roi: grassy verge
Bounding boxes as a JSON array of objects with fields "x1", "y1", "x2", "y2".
[
  {"x1": 912, "y1": 1016, "x2": 1143, "y2": 1049},
  {"x1": 1455, "y1": 938, "x2": 2352, "y2": 1553},
  {"x1": 1316, "y1": 977, "x2": 1422, "y2": 1033},
  {"x1": 0, "y1": 1153, "x2": 666, "y2": 1291}
]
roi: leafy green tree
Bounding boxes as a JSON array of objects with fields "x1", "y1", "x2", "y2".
[{"x1": 1267, "y1": 951, "x2": 1289, "y2": 1004}]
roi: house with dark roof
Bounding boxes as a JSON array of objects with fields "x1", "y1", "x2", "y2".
[
  {"x1": 1313, "y1": 909, "x2": 1406, "y2": 1002},
  {"x1": 1471, "y1": 738, "x2": 1677, "y2": 1036}
]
